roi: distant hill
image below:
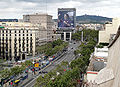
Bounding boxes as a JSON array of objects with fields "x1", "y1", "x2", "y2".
[
  {"x1": 76, "y1": 15, "x2": 112, "y2": 24},
  {"x1": 0, "y1": 19, "x2": 18, "y2": 22},
  {"x1": 54, "y1": 15, "x2": 112, "y2": 24}
]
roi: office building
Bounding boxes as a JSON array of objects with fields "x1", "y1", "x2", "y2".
[
  {"x1": 23, "y1": 13, "x2": 54, "y2": 42},
  {"x1": 99, "y1": 18, "x2": 120, "y2": 44},
  {"x1": 0, "y1": 22, "x2": 43, "y2": 61}
]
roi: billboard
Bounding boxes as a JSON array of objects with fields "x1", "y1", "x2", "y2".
[{"x1": 58, "y1": 8, "x2": 76, "y2": 28}]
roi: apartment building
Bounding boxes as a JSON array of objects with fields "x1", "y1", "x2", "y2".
[
  {"x1": 76, "y1": 23, "x2": 103, "y2": 31},
  {"x1": 23, "y1": 13, "x2": 54, "y2": 42},
  {"x1": 0, "y1": 22, "x2": 42, "y2": 61},
  {"x1": 99, "y1": 18, "x2": 120, "y2": 44}
]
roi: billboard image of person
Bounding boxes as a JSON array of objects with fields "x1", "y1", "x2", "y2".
[{"x1": 58, "y1": 11, "x2": 75, "y2": 28}]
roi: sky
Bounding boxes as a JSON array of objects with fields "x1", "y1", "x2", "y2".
[{"x1": 0, "y1": 0, "x2": 120, "y2": 19}]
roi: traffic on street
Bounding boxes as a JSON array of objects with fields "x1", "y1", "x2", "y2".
[{"x1": 0, "y1": 41, "x2": 80, "y2": 87}]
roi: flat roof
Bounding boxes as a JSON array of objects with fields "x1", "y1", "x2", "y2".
[{"x1": 87, "y1": 71, "x2": 98, "y2": 74}]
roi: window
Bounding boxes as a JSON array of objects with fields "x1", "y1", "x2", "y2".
[
  {"x1": 23, "y1": 37, "x2": 25, "y2": 41},
  {"x1": 26, "y1": 44, "x2": 29, "y2": 47},
  {"x1": 10, "y1": 30, "x2": 11, "y2": 33},
  {"x1": 6, "y1": 33, "x2": 8, "y2": 36},
  {"x1": 19, "y1": 38, "x2": 21, "y2": 41},
  {"x1": 6, "y1": 30, "x2": 8, "y2": 33},
  {"x1": 27, "y1": 30, "x2": 28, "y2": 33}
]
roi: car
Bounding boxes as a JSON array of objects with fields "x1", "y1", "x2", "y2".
[
  {"x1": 42, "y1": 71, "x2": 48, "y2": 73},
  {"x1": 39, "y1": 71, "x2": 48, "y2": 74},
  {"x1": 71, "y1": 47, "x2": 73, "y2": 49}
]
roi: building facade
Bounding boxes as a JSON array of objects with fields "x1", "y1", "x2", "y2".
[
  {"x1": 23, "y1": 13, "x2": 54, "y2": 42},
  {"x1": 0, "y1": 22, "x2": 40, "y2": 61},
  {"x1": 76, "y1": 23, "x2": 104, "y2": 31},
  {"x1": 99, "y1": 18, "x2": 120, "y2": 44}
]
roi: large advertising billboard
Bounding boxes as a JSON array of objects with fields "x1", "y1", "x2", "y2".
[{"x1": 58, "y1": 8, "x2": 76, "y2": 28}]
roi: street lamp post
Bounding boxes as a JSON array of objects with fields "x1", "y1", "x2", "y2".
[{"x1": 79, "y1": 28, "x2": 84, "y2": 42}]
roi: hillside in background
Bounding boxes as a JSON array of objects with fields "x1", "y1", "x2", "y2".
[
  {"x1": 54, "y1": 14, "x2": 112, "y2": 24},
  {"x1": 76, "y1": 14, "x2": 112, "y2": 24}
]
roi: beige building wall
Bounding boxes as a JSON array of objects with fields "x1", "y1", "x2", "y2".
[
  {"x1": 0, "y1": 22, "x2": 39, "y2": 61},
  {"x1": 107, "y1": 34, "x2": 120, "y2": 87},
  {"x1": 91, "y1": 28, "x2": 120, "y2": 87},
  {"x1": 99, "y1": 18, "x2": 120, "y2": 43},
  {"x1": 23, "y1": 13, "x2": 54, "y2": 42}
]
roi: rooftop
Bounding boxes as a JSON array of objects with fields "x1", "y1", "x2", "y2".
[
  {"x1": 0, "y1": 22, "x2": 40, "y2": 29},
  {"x1": 108, "y1": 26, "x2": 120, "y2": 48}
]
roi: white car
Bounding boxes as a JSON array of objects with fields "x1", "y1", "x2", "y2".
[{"x1": 49, "y1": 57, "x2": 53, "y2": 61}]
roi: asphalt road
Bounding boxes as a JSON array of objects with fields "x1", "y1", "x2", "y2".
[{"x1": 20, "y1": 42, "x2": 80, "y2": 87}]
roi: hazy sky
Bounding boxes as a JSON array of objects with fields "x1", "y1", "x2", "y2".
[{"x1": 0, "y1": 0, "x2": 120, "y2": 19}]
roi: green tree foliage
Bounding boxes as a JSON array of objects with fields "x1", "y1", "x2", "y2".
[
  {"x1": 0, "y1": 68, "x2": 11, "y2": 79},
  {"x1": 52, "y1": 39, "x2": 63, "y2": 48},
  {"x1": 83, "y1": 29, "x2": 98, "y2": 42},
  {"x1": 47, "y1": 67, "x2": 81, "y2": 87},
  {"x1": 35, "y1": 76, "x2": 45, "y2": 87},
  {"x1": 96, "y1": 44, "x2": 104, "y2": 48},
  {"x1": 72, "y1": 31, "x2": 81, "y2": 41},
  {"x1": 36, "y1": 43, "x2": 52, "y2": 54},
  {"x1": 10, "y1": 66, "x2": 23, "y2": 76},
  {"x1": 0, "y1": 60, "x2": 33, "y2": 80},
  {"x1": 36, "y1": 39, "x2": 68, "y2": 56}
]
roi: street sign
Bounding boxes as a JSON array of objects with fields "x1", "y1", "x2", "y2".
[{"x1": 34, "y1": 63, "x2": 39, "y2": 67}]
